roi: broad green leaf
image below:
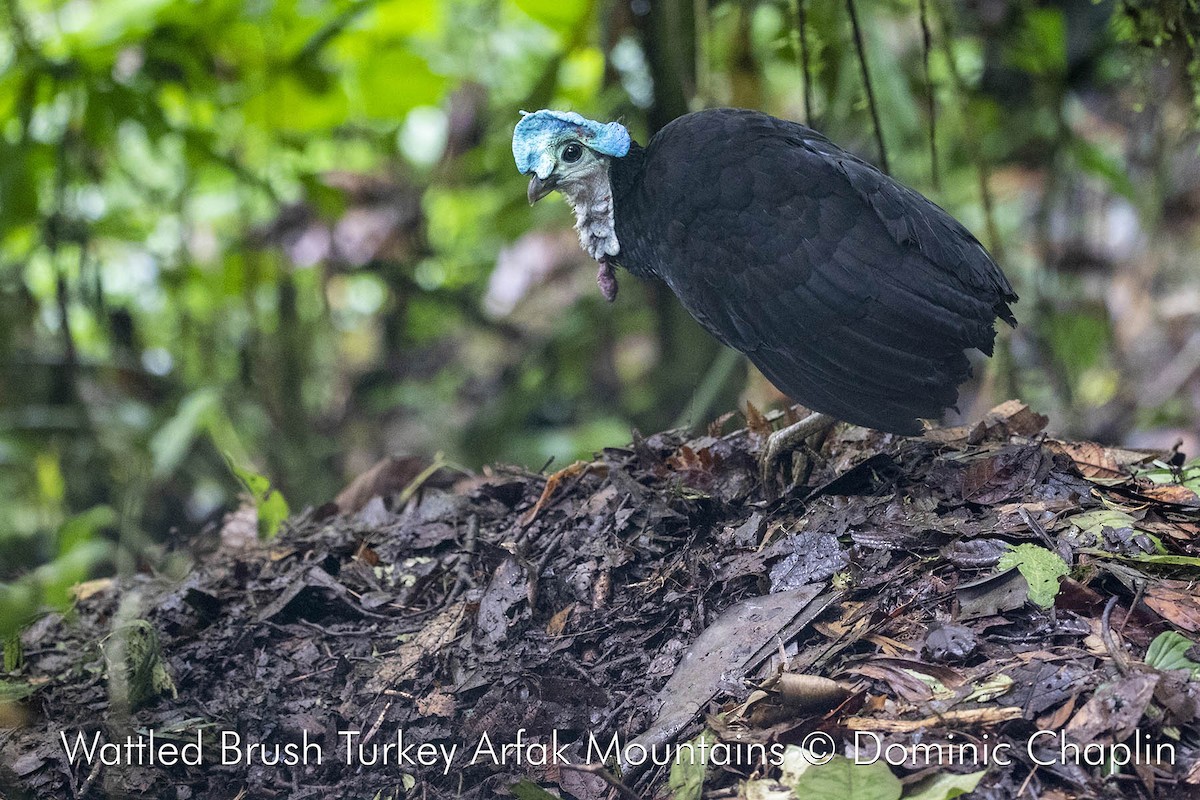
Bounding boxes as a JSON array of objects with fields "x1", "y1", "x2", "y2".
[
  {"x1": 1067, "y1": 509, "x2": 1138, "y2": 538},
  {"x1": 668, "y1": 730, "x2": 713, "y2": 800},
  {"x1": 509, "y1": 780, "x2": 561, "y2": 800},
  {"x1": 227, "y1": 460, "x2": 290, "y2": 540},
  {"x1": 355, "y1": 50, "x2": 447, "y2": 120},
  {"x1": 1138, "y1": 457, "x2": 1200, "y2": 493},
  {"x1": 34, "y1": 540, "x2": 113, "y2": 608},
  {"x1": 1009, "y1": 7, "x2": 1066, "y2": 75},
  {"x1": 57, "y1": 506, "x2": 118, "y2": 557},
  {"x1": 373, "y1": 0, "x2": 442, "y2": 35},
  {"x1": 0, "y1": 679, "x2": 34, "y2": 702},
  {"x1": 790, "y1": 755, "x2": 902, "y2": 800},
  {"x1": 244, "y1": 73, "x2": 349, "y2": 133},
  {"x1": 0, "y1": 582, "x2": 39, "y2": 639},
  {"x1": 151, "y1": 389, "x2": 222, "y2": 478},
  {"x1": 997, "y1": 544, "x2": 1068, "y2": 608},
  {"x1": 4, "y1": 631, "x2": 22, "y2": 672},
  {"x1": 0, "y1": 142, "x2": 40, "y2": 229},
  {"x1": 902, "y1": 770, "x2": 987, "y2": 800},
  {"x1": 1145, "y1": 631, "x2": 1200, "y2": 677},
  {"x1": 1070, "y1": 138, "x2": 1138, "y2": 204},
  {"x1": 511, "y1": 0, "x2": 589, "y2": 32}
]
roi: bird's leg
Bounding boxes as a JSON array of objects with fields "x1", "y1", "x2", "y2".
[{"x1": 760, "y1": 411, "x2": 836, "y2": 490}]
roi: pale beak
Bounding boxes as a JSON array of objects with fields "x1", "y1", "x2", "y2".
[{"x1": 527, "y1": 174, "x2": 558, "y2": 204}]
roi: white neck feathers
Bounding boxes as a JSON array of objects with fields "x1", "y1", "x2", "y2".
[{"x1": 560, "y1": 161, "x2": 620, "y2": 262}]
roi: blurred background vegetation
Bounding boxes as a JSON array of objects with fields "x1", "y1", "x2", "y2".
[{"x1": 1, "y1": 0, "x2": 1199, "y2": 633}]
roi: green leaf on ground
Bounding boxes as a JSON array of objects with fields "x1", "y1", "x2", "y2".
[
  {"x1": 669, "y1": 730, "x2": 714, "y2": 800},
  {"x1": 903, "y1": 770, "x2": 988, "y2": 800},
  {"x1": 790, "y1": 755, "x2": 901, "y2": 800},
  {"x1": 1145, "y1": 631, "x2": 1200, "y2": 677},
  {"x1": 997, "y1": 544, "x2": 1069, "y2": 607},
  {"x1": 509, "y1": 779, "x2": 560, "y2": 800},
  {"x1": 227, "y1": 460, "x2": 290, "y2": 540},
  {"x1": 1138, "y1": 457, "x2": 1200, "y2": 492},
  {"x1": 1067, "y1": 509, "x2": 1138, "y2": 538}
]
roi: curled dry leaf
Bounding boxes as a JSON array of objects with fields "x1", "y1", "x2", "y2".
[{"x1": 1145, "y1": 584, "x2": 1200, "y2": 632}]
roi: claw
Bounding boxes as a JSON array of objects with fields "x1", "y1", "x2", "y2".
[{"x1": 759, "y1": 411, "x2": 836, "y2": 494}]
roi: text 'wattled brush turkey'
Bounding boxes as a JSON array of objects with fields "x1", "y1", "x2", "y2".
[{"x1": 512, "y1": 107, "x2": 1018, "y2": 477}]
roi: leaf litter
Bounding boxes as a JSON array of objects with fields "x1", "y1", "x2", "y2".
[{"x1": 2, "y1": 402, "x2": 1200, "y2": 799}]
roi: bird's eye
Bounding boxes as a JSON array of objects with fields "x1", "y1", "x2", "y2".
[{"x1": 562, "y1": 142, "x2": 583, "y2": 163}]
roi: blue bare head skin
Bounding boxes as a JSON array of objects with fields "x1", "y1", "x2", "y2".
[{"x1": 512, "y1": 110, "x2": 631, "y2": 178}]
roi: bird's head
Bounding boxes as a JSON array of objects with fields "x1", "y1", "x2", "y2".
[{"x1": 512, "y1": 110, "x2": 630, "y2": 205}]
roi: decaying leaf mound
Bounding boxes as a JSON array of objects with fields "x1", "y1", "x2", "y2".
[{"x1": 3, "y1": 402, "x2": 1200, "y2": 799}]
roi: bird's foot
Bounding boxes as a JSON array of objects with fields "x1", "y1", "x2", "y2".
[
  {"x1": 597, "y1": 258, "x2": 618, "y2": 302},
  {"x1": 759, "y1": 411, "x2": 836, "y2": 495}
]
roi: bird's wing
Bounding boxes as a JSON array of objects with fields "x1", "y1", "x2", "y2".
[{"x1": 628, "y1": 109, "x2": 1016, "y2": 433}]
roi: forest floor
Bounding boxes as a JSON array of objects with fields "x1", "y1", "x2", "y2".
[{"x1": 3, "y1": 401, "x2": 1200, "y2": 800}]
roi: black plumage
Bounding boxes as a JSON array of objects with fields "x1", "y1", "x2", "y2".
[{"x1": 608, "y1": 108, "x2": 1017, "y2": 434}]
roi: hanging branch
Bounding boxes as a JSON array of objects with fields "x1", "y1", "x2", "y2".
[
  {"x1": 792, "y1": 0, "x2": 815, "y2": 126},
  {"x1": 919, "y1": 0, "x2": 940, "y2": 190},
  {"x1": 935, "y1": 7, "x2": 1001, "y2": 261},
  {"x1": 845, "y1": 0, "x2": 889, "y2": 174}
]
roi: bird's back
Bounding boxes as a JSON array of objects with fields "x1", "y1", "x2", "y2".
[{"x1": 610, "y1": 108, "x2": 1017, "y2": 434}]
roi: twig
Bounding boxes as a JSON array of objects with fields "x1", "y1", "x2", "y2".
[
  {"x1": 560, "y1": 762, "x2": 641, "y2": 800},
  {"x1": 918, "y1": 0, "x2": 939, "y2": 189},
  {"x1": 529, "y1": 529, "x2": 568, "y2": 610},
  {"x1": 792, "y1": 0, "x2": 815, "y2": 126},
  {"x1": 360, "y1": 698, "x2": 393, "y2": 747},
  {"x1": 447, "y1": 514, "x2": 479, "y2": 602},
  {"x1": 846, "y1": 0, "x2": 889, "y2": 173},
  {"x1": 1119, "y1": 579, "x2": 1145, "y2": 636},
  {"x1": 1016, "y1": 765, "x2": 1038, "y2": 797},
  {"x1": 1101, "y1": 596, "x2": 1131, "y2": 676},
  {"x1": 76, "y1": 759, "x2": 103, "y2": 798}
]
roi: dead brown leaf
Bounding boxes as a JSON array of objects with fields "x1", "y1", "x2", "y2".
[
  {"x1": 744, "y1": 401, "x2": 772, "y2": 439},
  {"x1": 761, "y1": 673, "x2": 852, "y2": 712},
  {"x1": 1065, "y1": 672, "x2": 1160, "y2": 742},
  {"x1": 1049, "y1": 441, "x2": 1124, "y2": 480},
  {"x1": 962, "y1": 445, "x2": 1047, "y2": 505},
  {"x1": 416, "y1": 692, "x2": 456, "y2": 717},
  {"x1": 546, "y1": 605, "x2": 573, "y2": 637},
  {"x1": 335, "y1": 455, "x2": 428, "y2": 514},
  {"x1": 520, "y1": 460, "x2": 604, "y2": 525},
  {"x1": 1145, "y1": 584, "x2": 1200, "y2": 632},
  {"x1": 365, "y1": 602, "x2": 468, "y2": 692},
  {"x1": 971, "y1": 400, "x2": 1049, "y2": 441},
  {"x1": 1142, "y1": 483, "x2": 1200, "y2": 506}
]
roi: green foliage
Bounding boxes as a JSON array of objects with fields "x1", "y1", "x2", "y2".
[
  {"x1": 789, "y1": 755, "x2": 902, "y2": 800},
  {"x1": 1144, "y1": 631, "x2": 1200, "y2": 677},
  {"x1": 668, "y1": 729, "x2": 713, "y2": 800},
  {"x1": 508, "y1": 780, "x2": 562, "y2": 800},
  {"x1": 0, "y1": 505, "x2": 113, "y2": 639},
  {"x1": 228, "y1": 458, "x2": 290, "y2": 540},
  {"x1": 902, "y1": 770, "x2": 987, "y2": 800},
  {"x1": 1138, "y1": 458, "x2": 1200, "y2": 493},
  {"x1": 998, "y1": 544, "x2": 1069, "y2": 608}
]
